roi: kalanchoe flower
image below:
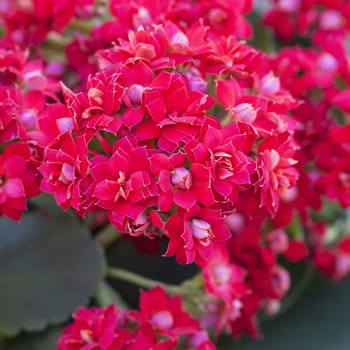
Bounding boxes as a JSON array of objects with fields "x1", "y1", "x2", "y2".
[
  {"x1": 0, "y1": 0, "x2": 94, "y2": 46},
  {"x1": 202, "y1": 246, "x2": 247, "y2": 302},
  {"x1": 130, "y1": 286, "x2": 200, "y2": 339},
  {"x1": 0, "y1": 142, "x2": 40, "y2": 220},
  {"x1": 39, "y1": 132, "x2": 90, "y2": 214},
  {"x1": 164, "y1": 206, "x2": 231, "y2": 264},
  {"x1": 90, "y1": 135, "x2": 158, "y2": 232},
  {"x1": 57, "y1": 287, "x2": 216, "y2": 350},
  {"x1": 150, "y1": 151, "x2": 214, "y2": 212},
  {"x1": 256, "y1": 133, "x2": 299, "y2": 216},
  {"x1": 57, "y1": 304, "x2": 129, "y2": 350}
]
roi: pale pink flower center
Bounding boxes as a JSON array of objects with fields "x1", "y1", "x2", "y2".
[
  {"x1": 23, "y1": 70, "x2": 46, "y2": 90},
  {"x1": 80, "y1": 329, "x2": 94, "y2": 344},
  {"x1": 229, "y1": 299, "x2": 243, "y2": 321},
  {"x1": 225, "y1": 212, "x2": 245, "y2": 233},
  {"x1": 20, "y1": 110, "x2": 37, "y2": 130},
  {"x1": 269, "y1": 149, "x2": 281, "y2": 170},
  {"x1": 127, "y1": 84, "x2": 144, "y2": 105},
  {"x1": 126, "y1": 212, "x2": 150, "y2": 237},
  {"x1": 339, "y1": 172, "x2": 350, "y2": 189},
  {"x1": 278, "y1": 0, "x2": 300, "y2": 12},
  {"x1": 56, "y1": 117, "x2": 74, "y2": 133},
  {"x1": 212, "y1": 264, "x2": 231, "y2": 286},
  {"x1": 60, "y1": 163, "x2": 74, "y2": 184},
  {"x1": 215, "y1": 151, "x2": 234, "y2": 179},
  {"x1": 188, "y1": 76, "x2": 207, "y2": 93},
  {"x1": 232, "y1": 103, "x2": 257, "y2": 123},
  {"x1": 260, "y1": 72, "x2": 280, "y2": 96},
  {"x1": 264, "y1": 299, "x2": 281, "y2": 316},
  {"x1": 208, "y1": 8, "x2": 227, "y2": 26},
  {"x1": 319, "y1": 10, "x2": 343, "y2": 31},
  {"x1": 170, "y1": 31, "x2": 189, "y2": 46},
  {"x1": 171, "y1": 167, "x2": 193, "y2": 190},
  {"x1": 336, "y1": 254, "x2": 350, "y2": 277},
  {"x1": 151, "y1": 310, "x2": 174, "y2": 330},
  {"x1": 88, "y1": 88, "x2": 104, "y2": 105},
  {"x1": 317, "y1": 53, "x2": 338, "y2": 74},
  {"x1": 188, "y1": 331, "x2": 209, "y2": 347},
  {"x1": 191, "y1": 218, "x2": 213, "y2": 246},
  {"x1": 132, "y1": 7, "x2": 152, "y2": 28}
]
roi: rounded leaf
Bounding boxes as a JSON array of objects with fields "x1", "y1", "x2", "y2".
[{"x1": 0, "y1": 211, "x2": 104, "y2": 336}]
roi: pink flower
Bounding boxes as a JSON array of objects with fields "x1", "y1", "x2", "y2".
[
  {"x1": 39, "y1": 132, "x2": 90, "y2": 214},
  {"x1": 164, "y1": 206, "x2": 231, "y2": 264},
  {"x1": 130, "y1": 286, "x2": 200, "y2": 339},
  {"x1": 89, "y1": 135, "x2": 158, "y2": 231},
  {"x1": 0, "y1": 142, "x2": 40, "y2": 220},
  {"x1": 150, "y1": 151, "x2": 214, "y2": 211},
  {"x1": 256, "y1": 133, "x2": 299, "y2": 215},
  {"x1": 202, "y1": 246, "x2": 247, "y2": 302},
  {"x1": 184, "y1": 123, "x2": 255, "y2": 207},
  {"x1": 57, "y1": 305, "x2": 128, "y2": 350}
]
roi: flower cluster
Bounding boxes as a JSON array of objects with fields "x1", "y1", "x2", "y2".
[
  {"x1": 264, "y1": 0, "x2": 350, "y2": 42},
  {"x1": 1, "y1": 0, "x2": 350, "y2": 346},
  {"x1": 57, "y1": 286, "x2": 215, "y2": 350}
]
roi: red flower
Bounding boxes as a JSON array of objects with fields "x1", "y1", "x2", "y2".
[
  {"x1": 164, "y1": 206, "x2": 231, "y2": 264},
  {"x1": 141, "y1": 71, "x2": 214, "y2": 152},
  {"x1": 256, "y1": 133, "x2": 299, "y2": 215},
  {"x1": 202, "y1": 246, "x2": 247, "y2": 302},
  {"x1": 89, "y1": 135, "x2": 158, "y2": 233},
  {"x1": 57, "y1": 305, "x2": 128, "y2": 350},
  {"x1": 191, "y1": 123, "x2": 255, "y2": 202},
  {"x1": 130, "y1": 286, "x2": 200, "y2": 339},
  {"x1": 150, "y1": 151, "x2": 214, "y2": 211},
  {"x1": 0, "y1": 142, "x2": 40, "y2": 220},
  {"x1": 39, "y1": 132, "x2": 90, "y2": 214}
]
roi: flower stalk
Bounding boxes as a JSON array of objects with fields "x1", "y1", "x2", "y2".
[
  {"x1": 107, "y1": 267, "x2": 201, "y2": 297},
  {"x1": 95, "y1": 224, "x2": 122, "y2": 247}
]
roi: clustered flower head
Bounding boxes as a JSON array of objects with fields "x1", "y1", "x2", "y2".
[
  {"x1": 2, "y1": 0, "x2": 350, "y2": 347},
  {"x1": 57, "y1": 286, "x2": 215, "y2": 350}
]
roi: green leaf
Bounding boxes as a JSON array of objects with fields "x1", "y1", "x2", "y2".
[
  {"x1": 94, "y1": 280, "x2": 130, "y2": 310},
  {"x1": 3, "y1": 327, "x2": 62, "y2": 350},
  {"x1": 218, "y1": 274, "x2": 350, "y2": 349},
  {"x1": 0, "y1": 210, "x2": 104, "y2": 336}
]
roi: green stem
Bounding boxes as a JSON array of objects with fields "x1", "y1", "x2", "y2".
[
  {"x1": 94, "y1": 280, "x2": 130, "y2": 309},
  {"x1": 68, "y1": 18, "x2": 97, "y2": 34},
  {"x1": 43, "y1": 33, "x2": 70, "y2": 51},
  {"x1": 278, "y1": 264, "x2": 315, "y2": 316},
  {"x1": 107, "y1": 267, "x2": 199, "y2": 296},
  {"x1": 95, "y1": 224, "x2": 122, "y2": 247},
  {"x1": 260, "y1": 264, "x2": 315, "y2": 324}
]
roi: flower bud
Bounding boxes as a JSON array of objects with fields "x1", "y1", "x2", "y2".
[
  {"x1": 278, "y1": 0, "x2": 300, "y2": 12},
  {"x1": 319, "y1": 10, "x2": 343, "y2": 31},
  {"x1": 60, "y1": 163, "x2": 74, "y2": 184},
  {"x1": 127, "y1": 84, "x2": 144, "y2": 105},
  {"x1": 132, "y1": 7, "x2": 152, "y2": 28},
  {"x1": 264, "y1": 299, "x2": 281, "y2": 316},
  {"x1": 208, "y1": 8, "x2": 227, "y2": 27},
  {"x1": 191, "y1": 218, "x2": 212, "y2": 246},
  {"x1": 171, "y1": 167, "x2": 193, "y2": 190},
  {"x1": 151, "y1": 310, "x2": 174, "y2": 330},
  {"x1": 259, "y1": 72, "x2": 280, "y2": 96},
  {"x1": 266, "y1": 229, "x2": 289, "y2": 254},
  {"x1": 317, "y1": 53, "x2": 338, "y2": 74},
  {"x1": 232, "y1": 103, "x2": 257, "y2": 123}
]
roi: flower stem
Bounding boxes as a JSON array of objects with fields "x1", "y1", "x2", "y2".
[
  {"x1": 107, "y1": 267, "x2": 200, "y2": 296},
  {"x1": 95, "y1": 224, "x2": 122, "y2": 247},
  {"x1": 68, "y1": 18, "x2": 97, "y2": 34},
  {"x1": 261, "y1": 263, "x2": 315, "y2": 323},
  {"x1": 94, "y1": 280, "x2": 130, "y2": 309},
  {"x1": 278, "y1": 264, "x2": 315, "y2": 316}
]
